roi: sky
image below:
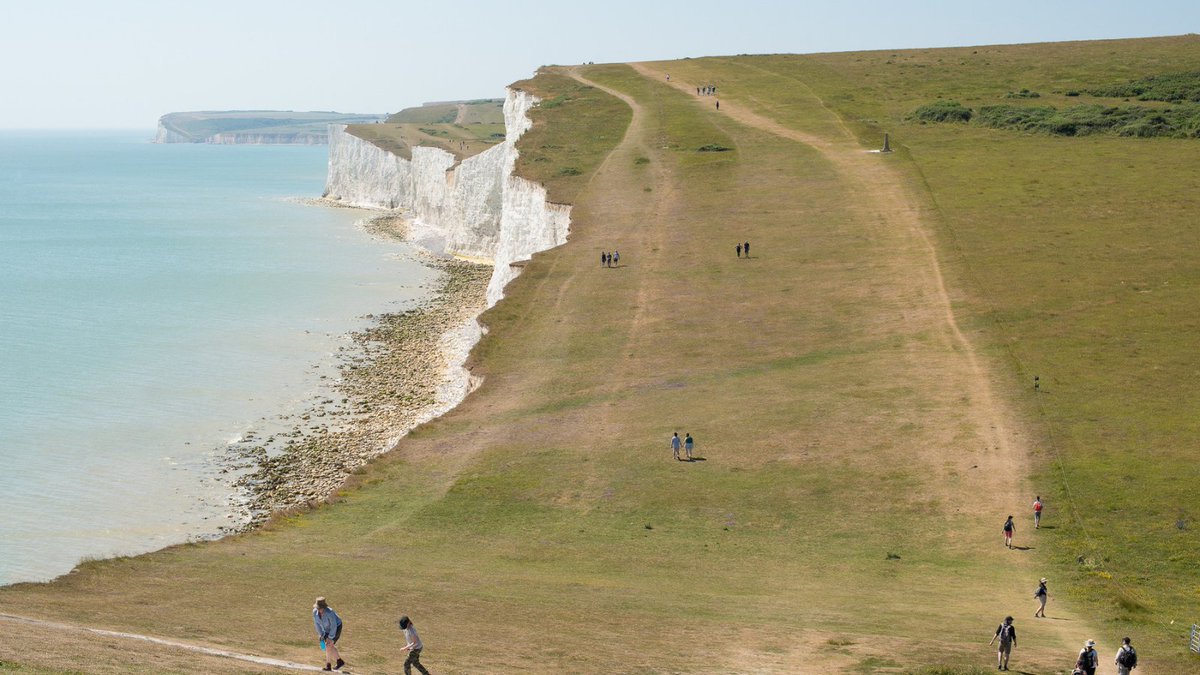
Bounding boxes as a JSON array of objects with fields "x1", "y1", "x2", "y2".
[{"x1": 0, "y1": 0, "x2": 1196, "y2": 128}]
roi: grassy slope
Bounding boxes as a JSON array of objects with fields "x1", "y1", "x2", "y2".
[
  {"x1": 654, "y1": 34, "x2": 1200, "y2": 667},
  {"x1": 4, "y1": 37, "x2": 1199, "y2": 674}
]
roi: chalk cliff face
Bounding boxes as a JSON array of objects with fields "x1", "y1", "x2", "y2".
[{"x1": 324, "y1": 89, "x2": 570, "y2": 307}]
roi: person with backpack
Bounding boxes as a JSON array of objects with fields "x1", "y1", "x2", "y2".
[
  {"x1": 684, "y1": 433, "x2": 694, "y2": 460},
  {"x1": 988, "y1": 615, "x2": 1016, "y2": 671},
  {"x1": 1034, "y1": 578, "x2": 1048, "y2": 617},
  {"x1": 1075, "y1": 639, "x2": 1099, "y2": 675},
  {"x1": 1115, "y1": 637, "x2": 1138, "y2": 674},
  {"x1": 1033, "y1": 496, "x2": 1043, "y2": 529},
  {"x1": 398, "y1": 615, "x2": 431, "y2": 675},
  {"x1": 1003, "y1": 515, "x2": 1016, "y2": 549},
  {"x1": 312, "y1": 597, "x2": 344, "y2": 671}
]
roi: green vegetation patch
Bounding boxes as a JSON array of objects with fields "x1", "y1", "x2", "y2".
[
  {"x1": 1004, "y1": 88, "x2": 1041, "y2": 98},
  {"x1": 1087, "y1": 71, "x2": 1200, "y2": 102},
  {"x1": 911, "y1": 101, "x2": 1200, "y2": 137},
  {"x1": 909, "y1": 100, "x2": 972, "y2": 123}
]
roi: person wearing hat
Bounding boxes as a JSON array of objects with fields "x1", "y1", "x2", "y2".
[
  {"x1": 398, "y1": 615, "x2": 431, "y2": 675},
  {"x1": 988, "y1": 615, "x2": 1016, "y2": 671},
  {"x1": 313, "y1": 597, "x2": 344, "y2": 671},
  {"x1": 1075, "y1": 639, "x2": 1099, "y2": 675},
  {"x1": 1034, "y1": 578, "x2": 1048, "y2": 617}
]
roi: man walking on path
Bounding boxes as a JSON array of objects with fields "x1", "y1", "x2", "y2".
[
  {"x1": 736, "y1": 243, "x2": 742, "y2": 258},
  {"x1": 398, "y1": 616, "x2": 431, "y2": 675},
  {"x1": 1034, "y1": 578, "x2": 1048, "y2": 617},
  {"x1": 600, "y1": 251, "x2": 606, "y2": 267},
  {"x1": 1003, "y1": 515, "x2": 1016, "y2": 549},
  {"x1": 744, "y1": 241, "x2": 750, "y2": 257},
  {"x1": 1115, "y1": 637, "x2": 1138, "y2": 674},
  {"x1": 613, "y1": 250, "x2": 620, "y2": 266},
  {"x1": 989, "y1": 616, "x2": 1016, "y2": 671},
  {"x1": 684, "y1": 433, "x2": 694, "y2": 460},
  {"x1": 671, "y1": 432, "x2": 682, "y2": 461},
  {"x1": 312, "y1": 597, "x2": 344, "y2": 672},
  {"x1": 1033, "y1": 496, "x2": 1043, "y2": 529},
  {"x1": 1076, "y1": 639, "x2": 1099, "y2": 675},
  {"x1": 715, "y1": 99, "x2": 720, "y2": 110}
]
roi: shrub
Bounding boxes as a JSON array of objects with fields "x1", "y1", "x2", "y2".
[
  {"x1": 557, "y1": 166, "x2": 582, "y2": 176},
  {"x1": 697, "y1": 144, "x2": 731, "y2": 152},
  {"x1": 1005, "y1": 89, "x2": 1041, "y2": 98},
  {"x1": 1087, "y1": 71, "x2": 1200, "y2": 102},
  {"x1": 909, "y1": 100, "x2": 972, "y2": 123}
]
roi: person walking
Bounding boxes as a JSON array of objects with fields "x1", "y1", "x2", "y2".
[
  {"x1": 743, "y1": 241, "x2": 750, "y2": 257},
  {"x1": 1033, "y1": 496, "x2": 1043, "y2": 529},
  {"x1": 1034, "y1": 578, "x2": 1048, "y2": 617},
  {"x1": 684, "y1": 433, "x2": 694, "y2": 460},
  {"x1": 613, "y1": 250, "x2": 620, "y2": 266},
  {"x1": 1076, "y1": 639, "x2": 1099, "y2": 675},
  {"x1": 671, "y1": 432, "x2": 681, "y2": 461},
  {"x1": 736, "y1": 243, "x2": 742, "y2": 258},
  {"x1": 1115, "y1": 637, "x2": 1138, "y2": 674},
  {"x1": 312, "y1": 597, "x2": 344, "y2": 671},
  {"x1": 1003, "y1": 515, "x2": 1016, "y2": 549},
  {"x1": 715, "y1": 99, "x2": 720, "y2": 110},
  {"x1": 988, "y1": 616, "x2": 1016, "y2": 671},
  {"x1": 600, "y1": 251, "x2": 606, "y2": 267},
  {"x1": 398, "y1": 615, "x2": 431, "y2": 675}
]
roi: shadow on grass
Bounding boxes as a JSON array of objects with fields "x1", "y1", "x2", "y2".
[
  {"x1": 1012, "y1": 545, "x2": 1034, "y2": 551},
  {"x1": 686, "y1": 457, "x2": 707, "y2": 462}
]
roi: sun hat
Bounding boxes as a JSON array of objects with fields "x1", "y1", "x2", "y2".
[
  {"x1": 1085, "y1": 639, "x2": 1096, "y2": 647},
  {"x1": 315, "y1": 597, "x2": 328, "y2": 610},
  {"x1": 1040, "y1": 578, "x2": 1047, "y2": 583}
]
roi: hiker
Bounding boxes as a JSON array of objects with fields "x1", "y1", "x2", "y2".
[
  {"x1": 684, "y1": 433, "x2": 694, "y2": 460},
  {"x1": 671, "y1": 432, "x2": 682, "y2": 461},
  {"x1": 1033, "y1": 496, "x2": 1043, "y2": 529},
  {"x1": 1115, "y1": 637, "x2": 1138, "y2": 674},
  {"x1": 697, "y1": 87, "x2": 701, "y2": 96},
  {"x1": 715, "y1": 99, "x2": 720, "y2": 110},
  {"x1": 666, "y1": 73, "x2": 670, "y2": 81},
  {"x1": 613, "y1": 250, "x2": 620, "y2": 266},
  {"x1": 989, "y1": 616, "x2": 1016, "y2": 671},
  {"x1": 744, "y1": 241, "x2": 750, "y2": 257},
  {"x1": 398, "y1": 615, "x2": 431, "y2": 675},
  {"x1": 1034, "y1": 578, "x2": 1048, "y2": 617},
  {"x1": 736, "y1": 243, "x2": 742, "y2": 257},
  {"x1": 600, "y1": 251, "x2": 606, "y2": 267},
  {"x1": 1076, "y1": 639, "x2": 1099, "y2": 675},
  {"x1": 605, "y1": 252, "x2": 612, "y2": 267},
  {"x1": 1003, "y1": 515, "x2": 1015, "y2": 549},
  {"x1": 312, "y1": 597, "x2": 344, "y2": 671}
]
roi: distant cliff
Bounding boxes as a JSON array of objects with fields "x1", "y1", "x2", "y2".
[
  {"x1": 156, "y1": 111, "x2": 384, "y2": 144},
  {"x1": 324, "y1": 88, "x2": 569, "y2": 308}
]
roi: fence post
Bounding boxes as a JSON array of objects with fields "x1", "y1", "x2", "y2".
[{"x1": 1191, "y1": 624, "x2": 1200, "y2": 653}]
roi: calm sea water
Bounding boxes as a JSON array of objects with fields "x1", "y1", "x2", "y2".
[{"x1": 0, "y1": 131, "x2": 433, "y2": 585}]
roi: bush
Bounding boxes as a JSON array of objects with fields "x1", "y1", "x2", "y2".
[
  {"x1": 909, "y1": 100, "x2": 972, "y2": 123},
  {"x1": 697, "y1": 144, "x2": 731, "y2": 152},
  {"x1": 1005, "y1": 89, "x2": 1041, "y2": 99},
  {"x1": 1087, "y1": 71, "x2": 1200, "y2": 102},
  {"x1": 557, "y1": 166, "x2": 582, "y2": 176}
]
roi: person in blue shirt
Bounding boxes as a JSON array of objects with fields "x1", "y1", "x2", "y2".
[{"x1": 313, "y1": 597, "x2": 344, "y2": 671}]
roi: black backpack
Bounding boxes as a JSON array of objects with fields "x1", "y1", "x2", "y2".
[{"x1": 1118, "y1": 646, "x2": 1137, "y2": 667}]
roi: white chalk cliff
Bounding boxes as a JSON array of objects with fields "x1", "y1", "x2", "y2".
[{"x1": 324, "y1": 89, "x2": 570, "y2": 307}]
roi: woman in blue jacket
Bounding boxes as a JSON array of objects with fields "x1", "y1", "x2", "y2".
[{"x1": 313, "y1": 596, "x2": 344, "y2": 671}]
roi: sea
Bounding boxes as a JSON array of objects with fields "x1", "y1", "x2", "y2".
[{"x1": 0, "y1": 130, "x2": 434, "y2": 585}]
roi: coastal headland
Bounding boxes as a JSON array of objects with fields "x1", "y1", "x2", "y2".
[{"x1": 5, "y1": 35, "x2": 1200, "y2": 673}]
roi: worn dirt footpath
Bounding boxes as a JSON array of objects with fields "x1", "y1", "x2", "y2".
[{"x1": 631, "y1": 61, "x2": 1109, "y2": 667}]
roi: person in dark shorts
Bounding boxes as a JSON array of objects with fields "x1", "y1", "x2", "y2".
[
  {"x1": 1003, "y1": 515, "x2": 1015, "y2": 549},
  {"x1": 312, "y1": 597, "x2": 344, "y2": 671},
  {"x1": 398, "y1": 615, "x2": 431, "y2": 675},
  {"x1": 988, "y1": 616, "x2": 1016, "y2": 671},
  {"x1": 1034, "y1": 578, "x2": 1048, "y2": 617}
]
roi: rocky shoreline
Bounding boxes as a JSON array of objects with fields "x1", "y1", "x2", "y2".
[{"x1": 223, "y1": 214, "x2": 490, "y2": 528}]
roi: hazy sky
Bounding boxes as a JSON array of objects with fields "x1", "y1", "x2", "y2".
[{"x1": 0, "y1": 0, "x2": 1196, "y2": 128}]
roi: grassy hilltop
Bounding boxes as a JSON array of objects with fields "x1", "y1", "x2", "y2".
[
  {"x1": 345, "y1": 99, "x2": 506, "y2": 160},
  {"x1": 4, "y1": 35, "x2": 1200, "y2": 674}
]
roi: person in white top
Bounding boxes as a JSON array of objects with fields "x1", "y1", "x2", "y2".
[{"x1": 398, "y1": 615, "x2": 431, "y2": 675}]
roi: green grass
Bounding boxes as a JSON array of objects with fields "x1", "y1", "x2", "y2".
[
  {"x1": 1087, "y1": 70, "x2": 1200, "y2": 102},
  {"x1": 650, "y1": 34, "x2": 1200, "y2": 669}
]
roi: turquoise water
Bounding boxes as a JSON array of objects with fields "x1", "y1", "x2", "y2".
[{"x1": 0, "y1": 131, "x2": 433, "y2": 584}]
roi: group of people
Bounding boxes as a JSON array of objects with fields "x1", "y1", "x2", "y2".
[
  {"x1": 988, "y1": 498, "x2": 1139, "y2": 672},
  {"x1": 736, "y1": 241, "x2": 751, "y2": 258},
  {"x1": 696, "y1": 84, "x2": 718, "y2": 96},
  {"x1": 313, "y1": 597, "x2": 431, "y2": 674},
  {"x1": 670, "y1": 431, "x2": 695, "y2": 461},
  {"x1": 600, "y1": 250, "x2": 620, "y2": 267}
]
